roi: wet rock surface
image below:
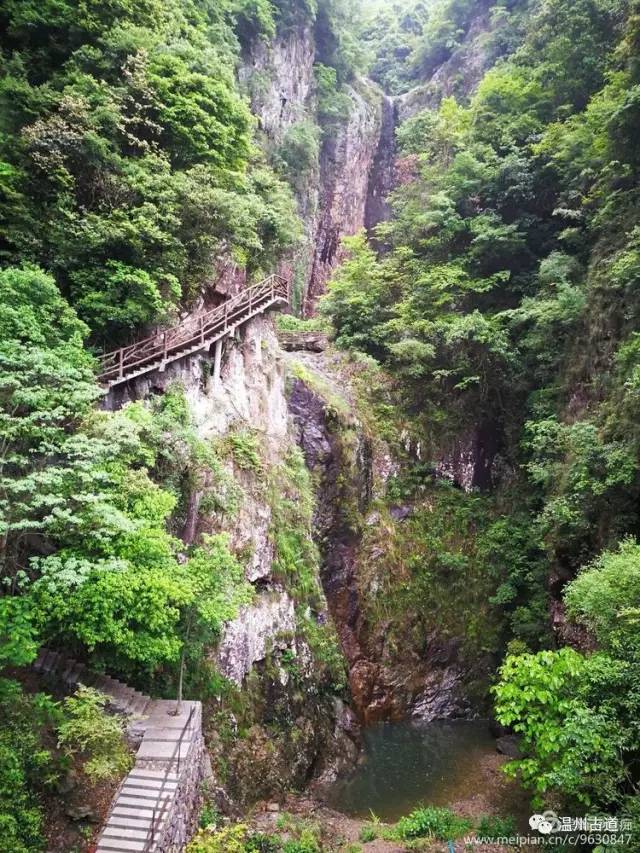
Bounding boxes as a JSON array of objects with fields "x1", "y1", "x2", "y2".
[
  {"x1": 496, "y1": 735, "x2": 523, "y2": 760},
  {"x1": 287, "y1": 353, "x2": 476, "y2": 726}
]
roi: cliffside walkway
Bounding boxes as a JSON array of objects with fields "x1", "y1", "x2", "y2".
[
  {"x1": 33, "y1": 649, "x2": 206, "y2": 853},
  {"x1": 98, "y1": 274, "x2": 289, "y2": 388}
]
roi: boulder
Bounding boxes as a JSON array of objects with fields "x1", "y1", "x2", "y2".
[{"x1": 496, "y1": 734, "x2": 522, "y2": 759}]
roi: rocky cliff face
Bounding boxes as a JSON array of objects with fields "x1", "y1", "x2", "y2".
[
  {"x1": 106, "y1": 316, "x2": 358, "y2": 805},
  {"x1": 286, "y1": 350, "x2": 477, "y2": 725},
  {"x1": 304, "y1": 79, "x2": 383, "y2": 315},
  {"x1": 240, "y1": 28, "x2": 384, "y2": 314},
  {"x1": 397, "y1": 0, "x2": 504, "y2": 121},
  {"x1": 239, "y1": 24, "x2": 317, "y2": 141},
  {"x1": 102, "y1": 9, "x2": 511, "y2": 807},
  {"x1": 364, "y1": 94, "x2": 397, "y2": 236}
]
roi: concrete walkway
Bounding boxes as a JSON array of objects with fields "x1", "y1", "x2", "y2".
[
  {"x1": 97, "y1": 700, "x2": 202, "y2": 853},
  {"x1": 33, "y1": 650, "x2": 205, "y2": 853}
]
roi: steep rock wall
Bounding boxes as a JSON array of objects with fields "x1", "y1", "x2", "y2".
[
  {"x1": 286, "y1": 351, "x2": 476, "y2": 724},
  {"x1": 106, "y1": 316, "x2": 358, "y2": 805},
  {"x1": 240, "y1": 26, "x2": 385, "y2": 313},
  {"x1": 397, "y1": 0, "x2": 501, "y2": 121},
  {"x1": 239, "y1": 24, "x2": 317, "y2": 141},
  {"x1": 304, "y1": 79, "x2": 383, "y2": 315},
  {"x1": 364, "y1": 94, "x2": 397, "y2": 235}
]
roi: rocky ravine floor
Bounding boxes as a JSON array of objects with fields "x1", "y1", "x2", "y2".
[{"x1": 247, "y1": 750, "x2": 528, "y2": 852}]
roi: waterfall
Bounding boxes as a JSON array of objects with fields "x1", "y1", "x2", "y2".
[{"x1": 364, "y1": 94, "x2": 397, "y2": 235}]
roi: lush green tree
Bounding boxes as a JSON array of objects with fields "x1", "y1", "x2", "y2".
[
  {"x1": 496, "y1": 538, "x2": 640, "y2": 809},
  {"x1": 565, "y1": 538, "x2": 640, "y2": 655},
  {"x1": 494, "y1": 648, "x2": 630, "y2": 806},
  {"x1": 0, "y1": 0, "x2": 300, "y2": 341},
  {"x1": 0, "y1": 266, "x2": 98, "y2": 585}
]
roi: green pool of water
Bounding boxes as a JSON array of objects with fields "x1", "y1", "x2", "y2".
[{"x1": 325, "y1": 719, "x2": 517, "y2": 823}]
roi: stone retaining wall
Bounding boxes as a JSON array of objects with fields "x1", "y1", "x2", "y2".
[
  {"x1": 97, "y1": 699, "x2": 206, "y2": 853},
  {"x1": 32, "y1": 650, "x2": 206, "y2": 853}
]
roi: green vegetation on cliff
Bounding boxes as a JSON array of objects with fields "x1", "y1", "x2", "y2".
[
  {"x1": 3, "y1": 0, "x2": 640, "y2": 845},
  {"x1": 323, "y1": 0, "x2": 640, "y2": 829},
  {"x1": 0, "y1": 0, "x2": 362, "y2": 846},
  {"x1": 0, "y1": 0, "x2": 304, "y2": 343}
]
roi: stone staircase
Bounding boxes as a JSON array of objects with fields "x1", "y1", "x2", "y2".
[
  {"x1": 97, "y1": 701, "x2": 203, "y2": 853},
  {"x1": 33, "y1": 648, "x2": 151, "y2": 716},
  {"x1": 33, "y1": 651, "x2": 206, "y2": 853}
]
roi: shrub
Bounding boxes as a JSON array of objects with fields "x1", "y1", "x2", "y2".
[
  {"x1": 223, "y1": 430, "x2": 263, "y2": 473},
  {"x1": 359, "y1": 824, "x2": 378, "y2": 842},
  {"x1": 476, "y1": 815, "x2": 517, "y2": 840},
  {"x1": 314, "y1": 64, "x2": 352, "y2": 126},
  {"x1": 282, "y1": 833, "x2": 320, "y2": 853},
  {"x1": 275, "y1": 314, "x2": 330, "y2": 333},
  {"x1": 0, "y1": 679, "x2": 63, "y2": 853},
  {"x1": 245, "y1": 833, "x2": 281, "y2": 852},
  {"x1": 277, "y1": 122, "x2": 320, "y2": 184},
  {"x1": 57, "y1": 686, "x2": 131, "y2": 782},
  {"x1": 394, "y1": 806, "x2": 471, "y2": 841},
  {"x1": 187, "y1": 824, "x2": 248, "y2": 852},
  {"x1": 198, "y1": 803, "x2": 220, "y2": 830}
]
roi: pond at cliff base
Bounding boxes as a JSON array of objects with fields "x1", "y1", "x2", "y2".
[{"x1": 325, "y1": 719, "x2": 529, "y2": 824}]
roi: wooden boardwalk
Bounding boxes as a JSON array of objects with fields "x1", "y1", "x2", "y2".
[{"x1": 98, "y1": 274, "x2": 289, "y2": 388}]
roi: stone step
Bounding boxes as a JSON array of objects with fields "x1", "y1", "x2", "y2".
[
  {"x1": 33, "y1": 649, "x2": 48, "y2": 671},
  {"x1": 96, "y1": 837, "x2": 148, "y2": 852},
  {"x1": 136, "y1": 740, "x2": 193, "y2": 762},
  {"x1": 60, "y1": 658, "x2": 78, "y2": 681},
  {"x1": 123, "y1": 782, "x2": 178, "y2": 798},
  {"x1": 73, "y1": 663, "x2": 92, "y2": 685},
  {"x1": 110, "y1": 806, "x2": 162, "y2": 821},
  {"x1": 125, "y1": 772, "x2": 179, "y2": 787},
  {"x1": 109, "y1": 686, "x2": 136, "y2": 710},
  {"x1": 101, "y1": 826, "x2": 152, "y2": 842},
  {"x1": 142, "y1": 725, "x2": 198, "y2": 742},
  {"x1": 144, "y1": 699, "x2": 199, "y2": 719},
  {"x1": 111, "y1": 798, "x2": 158, "y2": 813},
  {"x1": 120, "y1": 781, "x2": 175, "y2": 797},
  {"x1": 40, "y1": 649, "x2": 56, "y2": 672},
  {"x1": 128, "y1": 695, "x2": 150, "y2": 716},
  {"x1": 128, "y1": 768, "x2": 180, "y2": 781},
  {"x1": 46, "y1": 651, "x2": 61, "y2": 672},
  {"x1": 106, "y1": 811, "x2": 156, "y2": 828},
  {"x1": 118, "y1": 788, "x2": 174, "y2": 803},
  {"x1": 114, "y1": 796, "x2": 169, "y2": 811}
]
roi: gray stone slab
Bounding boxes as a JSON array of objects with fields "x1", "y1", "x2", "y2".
[
  {"x1": 127, "y1": 769, "x2": 179, "y2": 782},
  {"x1": 136, "y1": 740, "x2": 192, "y2": 761},
  {"x1": 96, "y1": 839, "x2": 146, "y2": 852},
  {"x1": 125, "y1": 776, "x2": 178, "y2": 789},
  {"x1": 111, "y1": 805, "x2": 158, "y2": 819},
  {"x1": 115, "y1": 795, "x2": 170, "y2": 809},
  {"x1": 102, "y1": 825, "x2": 152, "y2": 840},
  {"x1": 141, "y1": 727, "x2": 195, "y2": 742},
  {"x1": 119, "y1": 788, "x2": 174, "y2": 802},
  {"x1": 106, "y1": 815, "x2": 154, "y2": 829}
]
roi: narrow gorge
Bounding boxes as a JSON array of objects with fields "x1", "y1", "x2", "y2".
[{"x1": 2, "y1": 0, "x2": 640, "y2": 851}]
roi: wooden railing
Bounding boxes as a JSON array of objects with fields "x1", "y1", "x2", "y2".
[{"x1": 98, "y1": 274, "x2": 289, "y2": 387}]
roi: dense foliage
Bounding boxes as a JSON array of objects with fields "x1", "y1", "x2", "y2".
[
  {"x1": 360, "y1": 0, "x2": 531, "y2": 95},
  {"x1": 0, "y1": 0, "x2": 362, "y2": 846},
  {"x1": 3, "y1": 0, "x2": 640, "y2": 843},
  {"x1": 0, "y1": 679, "x2": 131, "y2": 853},
  {"x1": 324, "y1": 0, "x2": 640, "y2": 826},
  {"x1": 0, "y1": 0, "x2": 301, "y2": 343}
]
